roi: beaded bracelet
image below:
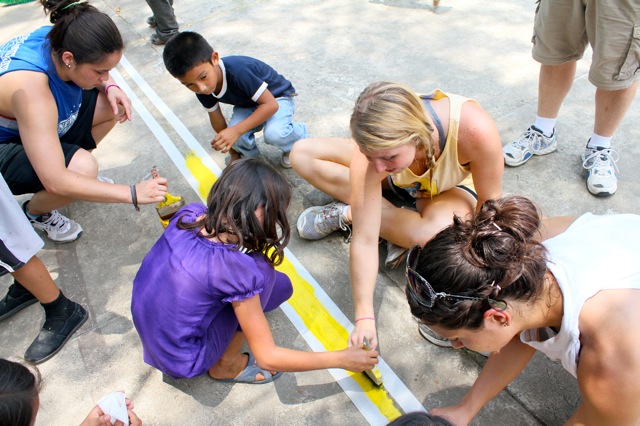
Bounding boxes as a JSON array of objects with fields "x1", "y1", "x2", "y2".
[
  {"x1": 130, "y1": 184, "x2": 140, "y2": 212},
  {"x1": 355, "y1": 317, "x2": 375, "y2": 323},
  {"x1": 104, "y1": 84, "x2": 121, "y2": 95}
]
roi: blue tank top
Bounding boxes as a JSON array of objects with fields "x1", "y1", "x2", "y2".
[{"x1": 0, "y1": 26, "x2": 82, "y2": 143}]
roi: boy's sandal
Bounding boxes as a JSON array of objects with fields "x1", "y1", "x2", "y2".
[{"x1": 212, "y1": 352, "x2": 282, "y2": 384}]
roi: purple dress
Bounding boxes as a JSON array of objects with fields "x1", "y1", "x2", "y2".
[{"x1": 131, "y1": 203, "x2": 293, "y2": 379}]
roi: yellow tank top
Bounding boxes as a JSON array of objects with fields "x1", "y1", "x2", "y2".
[{"x1": 390, "y1": 89, "x2": 475, "y2": 198}]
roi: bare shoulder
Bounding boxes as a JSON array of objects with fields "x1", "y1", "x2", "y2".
[
  {"x1": 577, "y1": 289, "x2": 640, "y2": 420},
  {"x1": 0, "y1": 70, "x2": 52, "y2": 116},
  {"x1": 456, "y1": 100, "x2": 502, "y2": 165}
]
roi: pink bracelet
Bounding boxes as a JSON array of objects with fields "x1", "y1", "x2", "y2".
[
  {"x1": 104, "y1": 84, "x2": 120, "y2": 95},
  {"x1": 355, "y1": 317, "x2": 375, "y2": 322}
]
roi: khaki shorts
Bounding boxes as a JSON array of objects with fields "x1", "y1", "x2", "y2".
[{"x1": 532, "y1": 0, "x2": 640, "y2": 90}]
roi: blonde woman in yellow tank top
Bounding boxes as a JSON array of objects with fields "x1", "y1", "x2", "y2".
[{"x1": 290, "y1": 81, "x2": 504, "y2": 350}]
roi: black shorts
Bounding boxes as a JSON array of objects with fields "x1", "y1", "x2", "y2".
[{"x1": 0, "y1": 89, "x2": 99, "y2": 195}]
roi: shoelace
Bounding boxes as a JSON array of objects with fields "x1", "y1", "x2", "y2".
[
  {"x1": 582, "y1": 148, "x2": 619, "y2": 174},
  {"x1": 318, "y1": 204, "x2": 351, "y2": 242},
  {"x1": 41, "y1": 210, "x2": 71, "y2": 233}
]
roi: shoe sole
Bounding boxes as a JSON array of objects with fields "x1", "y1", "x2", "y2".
[
  {"x1": 32, "y1": 228, "x2": 83, "y2": 243},
  {"x1": 0, "y1": 298, "x2": 37, "y2": 321},
  {"x1": 27, "y1": 307, "x2": 89, "y2": 364},
  {"x1": 418, "y1": 325, "x2": 452, "y2": 348}
]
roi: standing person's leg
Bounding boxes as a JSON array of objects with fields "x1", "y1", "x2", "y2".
[
  {"x1": 262, "y1": 96, "x2": 308, "y2": 169},
  {"x1": 145, "y1": 0, "x2": 179, "y2": 45},
  {"x1": 580, "y1": 0, "x2": 640, "y2": 196},
  {"x1": 503, "y1": 0, "x2": 587, "y2": 167}
]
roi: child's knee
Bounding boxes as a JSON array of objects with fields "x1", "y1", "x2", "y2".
[{"x1": 262, "y1": 124, "x2": 293, "y2": 146}]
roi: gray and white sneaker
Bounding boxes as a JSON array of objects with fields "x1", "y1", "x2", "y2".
[
  {"x1": 418, "y1": 324, "x2": 453, "y2": 348},
  {"x1": 24, "y1": 203, "x2": 83, "y2": 243},
  {"x1": 297, "y1": 201, "x2": 350, "y2": 240},
  {"x1": 581, "y1": 145, "x2": 619, "y2": 196},
  {"x1": 503, "y1": 125, "x2": 557, "y2": 167}
]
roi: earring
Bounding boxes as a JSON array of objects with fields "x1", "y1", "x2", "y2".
[
  {"x1": 502, "y1": 322, "x2": 508, "y2": 327},
  {"x1": 66, "y1": 63, "x2": 71, "y2": 68}
]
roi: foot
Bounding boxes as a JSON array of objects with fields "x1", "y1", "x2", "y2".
[
  {"x1": 23, "y1": 201, "x2": 83, "y2": 243},
  {"x1": 296, "y1": 201, "x2": 350, "y2": 240},
  {"x1": 209, "y1": 352, "x2": 281, "y2": 384},
  {"x1": 146, "y1": 15, "x2": 156, "y2": 28},
  {"x1": 418, "y1": 324, "x2": 453, "y2": 348},
  {"x1": 384, "y1": 240, "x2": 408, "y2": 269},
  {"x1": 581, "y1": 143, "x2": 619, "y2": 196},
  {"x1": 0, "y1": 282, "x2": 37, "y2": 321},
  {"x1": 150, "y1": 32, "x2": 178, "y2": 46},
  {"x1": 24, "y1": 301, "x2": 88, "y2": 364},
  {"x1": 280, "y1": 152, "x2": 292, "y2": 169},
  {"x1": 503, "y1": 125, "x2": 557, "y2": 167}
]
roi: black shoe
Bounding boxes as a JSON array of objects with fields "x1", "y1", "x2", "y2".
[
  {"x1": 0, "y1": 284, "x2": 37, "y2": 321},
  {"x1": 146, "y1": 15, "x2": 156, "y2": 28},
  {"x1": 150, "y1": 32, "x2": 178, "y2": 46},
  {"x1": 24, "y1": 302, "x2": 88, "y2": 364}
]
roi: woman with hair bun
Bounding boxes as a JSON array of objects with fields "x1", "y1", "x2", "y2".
[
  {"x1": 0, "y1": 0, "x2": 167, "y2": 243},
  {"x1": 291, "y1": 81, "x2": 504, "y2": 350},
  {"x1": 406, "y1": 195, "x2": 640, "y2": 424}
]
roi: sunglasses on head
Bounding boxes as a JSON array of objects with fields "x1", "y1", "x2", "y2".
[{"x1": 405, "y1": 245, "x2": 507, "y2": 311}]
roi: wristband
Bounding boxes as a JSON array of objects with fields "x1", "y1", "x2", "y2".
[
  {"x1": 130, "y1": 184, "x2": 140, "y2": 212},
  {"x1": 104, "y1": 84, "x2": 120, "y2": 95},
  {"x1": 355, "y1": 317, "x2": 375, "y2": 323}
]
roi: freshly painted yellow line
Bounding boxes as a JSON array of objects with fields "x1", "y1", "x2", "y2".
[
  {"x1": 185, "y1": 151, "x2": 217, "y2": 200},
  {"x1": 277, "y1": 257, "x2": 403, "y2": 421}
]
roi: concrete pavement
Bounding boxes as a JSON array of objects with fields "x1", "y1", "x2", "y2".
[{"x1": 1, "y1": 0, "x2": 638, "y2": 424}]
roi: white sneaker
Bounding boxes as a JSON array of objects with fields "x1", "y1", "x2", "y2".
[
  {"x1": 581, "y1": 145, "x2": 619, "y2": 196},
  {"x1": 297, "y1": 201, "x2": 350, "y2": 240},
  {"x1": 24, "y1": 203, "x2": 83, "y2": 243},
  {"x1": 503, "y1": 125, "x2": 557, "y2": 167}
]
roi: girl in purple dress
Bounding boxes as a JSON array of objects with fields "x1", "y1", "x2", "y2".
[{"x1": 132, "y1": 159, "x2": 378, "y2": 383}]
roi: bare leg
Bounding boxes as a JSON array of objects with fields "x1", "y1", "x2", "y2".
[
  {"x1": 91, "y1": 92, "x2": 120, "y2": 145},
  {"x1": 207, "y1": 331, "x2": 273, "y2": 381},
  {"x1": 380, "y1": 188, "x2": 476, "y2": 248},
  {"x1": 11, "y1": 256, "x2": 60, "y2": 303},
  {"x1": 537, "y1": 62, "x2": 577, "y2": 119},
  {"x1": 290, "y1": 138, "x2": 356, "y2": 202},
  {"x1": 594, "y1": 82, "x2": 638, "y2": 137},
  {"x1": 26, "y1": 149, "x2": 99, "y2": 215}
]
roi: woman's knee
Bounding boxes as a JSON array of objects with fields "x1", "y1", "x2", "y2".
[{"x1": 67, "y1": 149, "x2": 99, "y2": 178}]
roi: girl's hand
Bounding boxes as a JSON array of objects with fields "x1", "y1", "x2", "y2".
[
  {"x1": 349, "y1": 319, "x2": 378, "y2": 350},
  {"x1": 135, "y1": 177, "x2": 168, "y2": 204},
  {"x1": 341, "y1": 345, "x2": 379, "y2": 372},
  {"x1": 430, "y1": 405, "x2": 472, "y2": 426},
  {"x1": 105, "y1": 85, "x2": 132, "y2": 123}
]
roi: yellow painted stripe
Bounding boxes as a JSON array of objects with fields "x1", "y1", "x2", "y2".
[
  {"x1": 277, "y1": 259, "x2": 403, "y2": 420},
  {"x1": 185, "y1": 150, "x2": 217, "y2": 200}
]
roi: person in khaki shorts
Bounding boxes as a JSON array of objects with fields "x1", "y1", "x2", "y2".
[{"x1": 502, "y1": 0, "x2": 640, "y2": 197}]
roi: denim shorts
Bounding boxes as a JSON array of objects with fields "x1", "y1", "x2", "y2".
[
  {"x1": 0, "y1": 89, "x2": 99, "y2": 195},
  {"x1": 532, "y1": 0, "x2": 640, "y2": 90}
]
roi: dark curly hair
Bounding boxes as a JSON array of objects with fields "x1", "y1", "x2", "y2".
[
  {"x1": 178, "y1": 158, "x2": 291, "y2": 266},
  {"x1": 406, "y1": 195, "x2": 548, "y2": 330}
]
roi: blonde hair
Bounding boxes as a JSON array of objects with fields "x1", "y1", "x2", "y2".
[{"x1": 350, "y1": 81, "x2": 437, "y2": 169}]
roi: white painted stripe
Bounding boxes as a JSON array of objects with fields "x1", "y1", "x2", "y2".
[
  {"x1": 115, "y1": 56, "x2": 425, "y2": 423},
  {"x1": 117, "y1": 55, "x2": 222, "y2": 177},
  {"x1": 109, "y1": 69, "x2": 201, "y2": 190}
]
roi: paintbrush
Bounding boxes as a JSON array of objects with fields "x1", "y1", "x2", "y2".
[
  {"x1": 362, "y1": 336, "x2": 384, "y2": 386},
  {"x1": 151, "y1": 168, "x2": 186, "y2": 228}
]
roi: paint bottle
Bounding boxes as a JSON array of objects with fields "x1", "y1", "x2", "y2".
[{"x1": 151, "y1": 168, "x2": 186, "y2": 228}]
